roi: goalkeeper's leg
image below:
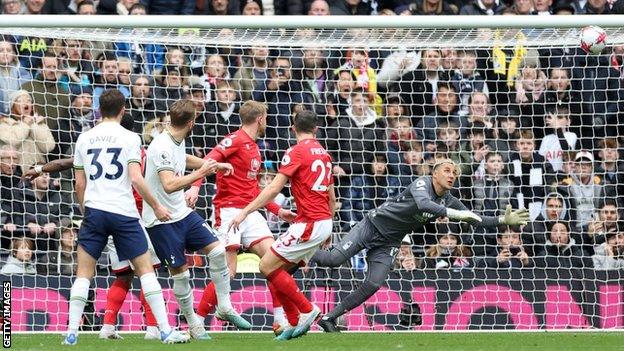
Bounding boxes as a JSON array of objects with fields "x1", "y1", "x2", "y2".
[
  {"x1": 318, "y1": 247, "x2": 393, "y2": 332},
  {"x1": 311, "y1": 218, "x2": 370, "y2": 267}
]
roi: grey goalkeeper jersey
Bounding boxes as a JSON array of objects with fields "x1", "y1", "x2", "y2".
[{"x1": 368, "y1": 176, "x2": 500, "y2": 242}]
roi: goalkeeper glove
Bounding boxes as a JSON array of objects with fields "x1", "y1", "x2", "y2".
[
  {"x1": 499, "y1": 205, "x2": 530, "y2": 226},
  {"x1": 446, "y1": 208, "x2": 482, "y2": 223}
]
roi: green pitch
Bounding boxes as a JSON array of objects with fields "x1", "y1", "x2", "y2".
[{"x1": 11, "y1": 332, "x2": 623, "y2": 351}]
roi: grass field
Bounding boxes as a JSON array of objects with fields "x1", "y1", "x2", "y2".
[{"x1": 9, "y1": 332, "x2": 624, "y2": 351}]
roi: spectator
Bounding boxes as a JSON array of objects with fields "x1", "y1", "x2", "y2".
[
  {"x1": 592, "y1": 224, "x2": 624, "y2": 270},
  {"x1": 76, "y1": 0, "x2": 96, "y2": 14},
  {"x1": 509, "y1": 129, "x2": 556, "y2": 217},
  {"x1": 253, "y1": 56, "x2": 314, "y2": 151},
  {"x1": 559, "y1": 150, "x2": 605, "y2": 230},
  {"x1": 0, "y1": 237, "x2": 36, "y2": 275},
  {"x1": 57, "y1": 39, "x2": 95, "y2": 96},
  {"x1": 463, "y1": 92, "x2": 494, "y2": 134},
  {"x1": 584, "y1": 199, "x2": 620, "y2": 246},
  {"x1": 395, "y1": 0, "x2": 458, "y2": 15},
  {"x1": 534, "y1": 221, "x2": 587, "y2": 268},
  {"x1": 377, "y1": 49, "x2": 420, "y2": 91},
  {"x1": 422, "y1": 223, "x2": 472, "y2": 270},
  {"x1": 2, "y1": 0, "x2": 25, "y2": 14},
  {"x1": 233, "y1": 45, "x2": 270, "y2": 101},
  {"x1": 538, "y1": 106, "x2": 578, "y2": 172},
  {"x1": 350, "y1": 153, "x2": 401, "y2": 222},
  {"x1": 23, "y1": 0, "x2": 45, "y2": 14},
  {"x1": 37, "y1": 217, "x2": 78, "y2": 275},
  {"x1": 204, "y1": 0, "x2": 239, "y2": 15},
  {"x1": 436, "y1": 121, "x2": 470, "y2": 169},
  {"x1": 544, "y1": 67, "x2": 572, "y2": 114},
  {"x1": 330, "y1": 0, "x2": 371, "y2": 15},
  {"x1": 451, "y1": 50, "x2": 488, "y2": 116},
  {"x1": 394, "y1": 235, "x2": 417, "y2": 271},
  {"x1": 334, "y1": 48, "x2": 381, "y2": 114},
  {"x1": 0, "y1": 145, "x2": 20, "y2": 247},
  {"x1": 459, "y1": 0, "x2": 506, "y2": 15},
  {"x1": 396, "y1": 48, "x2": 441, "y2": 118},
  {"x1": 491, "y1": 111, "x2": 520, "y2": 162},
  {"x1": 12, "y1": 170, "x2": 68, "y2": 251},
  {"x1": 68, "y1": 91, "x2": 95, "y2": 144},
  {"x1": 116, "y1": 0, "x2": 141, "y2": 15},
  {"x1": 477, "y1": 225, "x2": 533, "y2": 268},
  {"x1": 127, "y1": 74, "x2": 160, "y2": 134},
  {"x1": 203, "y1": 81, "x2": 242, "y2": 151},
  {"x1": 154, "y1": 65, "x2": 187, "y2": 114},
  {"x1": 533, "y1": 0, "x2": 552, "y2": 14},
  {"x1": 92, "y1": 53, "x2": 131, "y2": 112},
  {"x1": 459, "y1": 121, "x2": 490, "y2": 177},
  {"x1": 143, "y1": 0, "x2": 195, "y2": 14},
  {"x1": 326, "y1": 69, "x2": 354, "y2": 121},
  {"x1": 142, "y1": 113, "x2": 170, "y2": 145},
  {"x1": 199, "y1": 54, "x2": 229, "y2": 102},
  {"x1": 0, "y1": 90, "x2": 55, "y2": 172},
  {"x1": 259, "y1": 169, "x2": 290, "y2": 233},
  {"x1": 240, "y1": 0, "x2": 263, "y2": 14},
  {"x1": 596, "y1": 138, "x2": 624, "y2": 206},
  {"x1": 21, "y1": 51, "x2": 71, "y2": 152},
  {"x1": 415, "y1": 83, "x2": 460, "y2": 151},
  {"x1": 307, "y1": 0, "x2": 330, "y2": 15},
  {"x1": 511, "y1": 0, "x2": 533, "y2": 14},
  {"x1": 301, "y1": 47, "x2": 331, "y2": 113},
  {"x1": 114, "y1": 37, "x2": 165, "y2": 76},
  {"x1": 128, "y1": 2, "x2": 147, "y2": 14},
  {"x1": 515, "y1": 65, "x2": 548, "y2": 125},
  {"x1": 472, "y1": 151, "x2": 512, "y2": 217},
  {"x1": 387, "y1": 116, "x2": 416, "y2": 177},
  {"x1": 0, "y1": 37, "x2": 31, "y2": 116}
]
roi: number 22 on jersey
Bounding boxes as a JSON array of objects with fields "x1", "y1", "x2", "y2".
[{"x1": 311, "y1": 159, "x2": 332, "y2": 192}]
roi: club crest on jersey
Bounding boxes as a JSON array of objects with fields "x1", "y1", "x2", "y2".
[
  {"x1": 220, "y1": 137, "x2": 233, "y2": 149},
  {"x1": 250, "y1": 158, "x2": 261, "y2": 172}
]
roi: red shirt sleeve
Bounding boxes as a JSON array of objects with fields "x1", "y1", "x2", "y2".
[
  {"x1": 278, "y1": 147, "x2": 300, "y2": 178},
  {"x1": 192, "y1": 136, "x2": 237, "y2": 187},
  {"x1": 265, "y1": 202, "x2": 281, "y2": 215}
]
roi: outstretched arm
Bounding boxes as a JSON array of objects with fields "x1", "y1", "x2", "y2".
[
  {"x1": 447, "y1": 196, "x2": 529, "y2": 228},
  {"x1": 23, "y1": 158, "x2": 74, "y2": 181}
]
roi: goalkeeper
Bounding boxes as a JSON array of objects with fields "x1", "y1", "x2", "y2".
[{"x1": 312, "y1": 159, "x2": 529, "y2": 332}]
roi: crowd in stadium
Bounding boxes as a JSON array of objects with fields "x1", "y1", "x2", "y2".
[{"x1": 2, "y1": 0, "x2": 624, "y2": 278}]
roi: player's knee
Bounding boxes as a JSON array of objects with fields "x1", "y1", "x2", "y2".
[
  {"x1": 207, "y1": 244, "x2": 226, "y2": 260},
  {"x1": 361, "y1": 280, "x2": 382, "y2": 294}
]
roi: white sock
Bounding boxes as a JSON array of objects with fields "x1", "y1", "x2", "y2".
[
  {"x1": 273, "y1": 307, "x2": 286, "y2": 325},
  {"x1": 196, "y1": 315, "x2": 205, "y2": 326},
  {"x1": 146, "y1": 325, "x2": 159, "y2": 335},
  {"x1": 172, "y1": 270, "x2": 200, "y2": 326},
  {"x1": 140, "y1": 272, "x2": 171, "y2": 334},
  {"x1": 68, "y1": 277, "x2": 90, "y2": 334},
  {"x1": 101, "y1": 324, "x2": 115, "y2": 333},
  {"x1": 207, "y1": 245, "x2": 233, "y2": 310}
]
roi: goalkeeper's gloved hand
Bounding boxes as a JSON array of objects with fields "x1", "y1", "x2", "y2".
[
  {"x1": 500, "y1": 204, "x2": 530, "y2": 226},
  {"x1": 446, "y1": 208, "x2": 482, "y2": 223}
]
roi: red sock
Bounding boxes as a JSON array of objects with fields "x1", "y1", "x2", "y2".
[
  {"x1": 197, "y1": 281, "x2": 217, "y2": 318},
  {"x1": 266, "y1": 268, "x2": 312, "y2": 314},
  {"x1": 277, "y1": 289, "x2": 299, "y2": 326},
  {"x1": 268, "y1": 281, "x2": 282, "y2": 309},
  {"x1": 139, "y1": 290, "x2": 158, "y2": 327},
  {"x1": 104, "y1": 278, "x2": 130, "y2": 325}
]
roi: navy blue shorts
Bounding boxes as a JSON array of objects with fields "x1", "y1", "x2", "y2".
[
  {"x1": 147, "y1": 211, "x2": 218, "y2": 268},
  {"x1": 78, "y1": 207, "x2": 148, "y2": 262}
]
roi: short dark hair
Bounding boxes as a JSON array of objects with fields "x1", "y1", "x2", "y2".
[
  {"x1": 77, "y1": 0, "x2": 95, "y2": 12},
  {"x1": 293, "y1": 110, "x2": 317, "y2": 134},
  {"x1": 99, "y1": 89, "x2": 126, "y2": 118},
  {"x1": 169, "y1": 99, "x2": 196, "y2": 127},
  {"x1": 240, "y1": 100, "x2": 267, "y2": 125}
]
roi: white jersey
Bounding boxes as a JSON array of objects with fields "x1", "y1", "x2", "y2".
[
  {"x1": 73, "y1": 121, "x2": 141, "y2": 218},
  {"x1": 143, "y1": 130, "x2": 192, "y2": 227}
]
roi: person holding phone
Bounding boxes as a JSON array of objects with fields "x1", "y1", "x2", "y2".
[{"x1": 477, "y1": 225, "x2": 533, "y2": 268}]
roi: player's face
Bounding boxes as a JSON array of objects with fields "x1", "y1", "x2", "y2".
[
  {"x1": 257, "y1": 113, "x2": 267, "y2": 137},
  {"x1": 434, "y1": 163, "x2": 458, "y2": 191}
]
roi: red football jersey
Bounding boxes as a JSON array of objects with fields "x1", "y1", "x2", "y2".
[
  {"x1": 205, "y1": 129, "x2": 280, "y2": 225},
  {"x1": 279, "y1": 138, "x2": 333, "y2": 223}
]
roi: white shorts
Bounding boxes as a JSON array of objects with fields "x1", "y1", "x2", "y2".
[
  {"x1": 271, "y1": 219, "x2": 333, "y2": 265},
  {"x1": 108, "y1": 223, "x2": 160, "y2": 274},
  {"x1": 216, "y1": 207, "x2": 274, "y2": 251}
]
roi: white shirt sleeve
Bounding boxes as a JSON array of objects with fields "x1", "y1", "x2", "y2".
[
  {"x1": 126, "y1": 133, "x2": 142, "y2": 165},
  {"x1": 73, "y1": 137, "x2": 85, "y2": 169}
]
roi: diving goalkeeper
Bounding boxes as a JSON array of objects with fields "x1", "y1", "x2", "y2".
[{"x1": 312, "y1": 159, "x2": 529, "y2": 332}]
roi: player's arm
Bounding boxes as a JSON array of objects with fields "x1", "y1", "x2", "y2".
[
  {"x1": 229, "y1": 173, "x2": 289, "y2": 233},
  {"x1": 128, "y1": 162, "x2": 171, "y2": 221},
  {"x1": 23, "y1": 158, "x2": 74, "y2": 181},
  {"x1": 74, "y1": 168, "x2": 86, "y2": 214},
  {"x1": 447, "y1": 197, "x2": 529, "y2": 227},
  {"x1": 410, "y1": 181, "x2": 452, "y2": 218},
  {"x1": 328, "y1": 183, "x2": 337, "y2": 218},
  {"x1": 159, "y1": 161, "x2": 215, "y2": 194}
]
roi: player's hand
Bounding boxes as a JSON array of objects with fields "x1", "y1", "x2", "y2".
[
  {"x1": 497, "y1": 249, "x2": 511, "y2": 263},
  {"x1": 278, "y1": 208, "x2": 297, "y2": 223},
  {"x1": 228, "y1": 211, "x2": 248, "y2": 234},
  {"x1": 216, "y1": 162, "x2": 234, "y2": 176},
  {"x1": 155, "y1": 204, "x2": 172, "y2": 222},
  {"x1": 22, "y1": 168, "x2": 42, "y2": 181},
  {"x1": 446, "y1": 209, "x2": 482, "y2": 223},
  {"x1": 200, "y1": 158, "x2": 218, "y2": 175},
  {"x1": 185, "y1": 186, "x2": 200, "y2": 209},
  {"x1": 501, "y1": 205, "x2": 529, "y2": 226}
]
